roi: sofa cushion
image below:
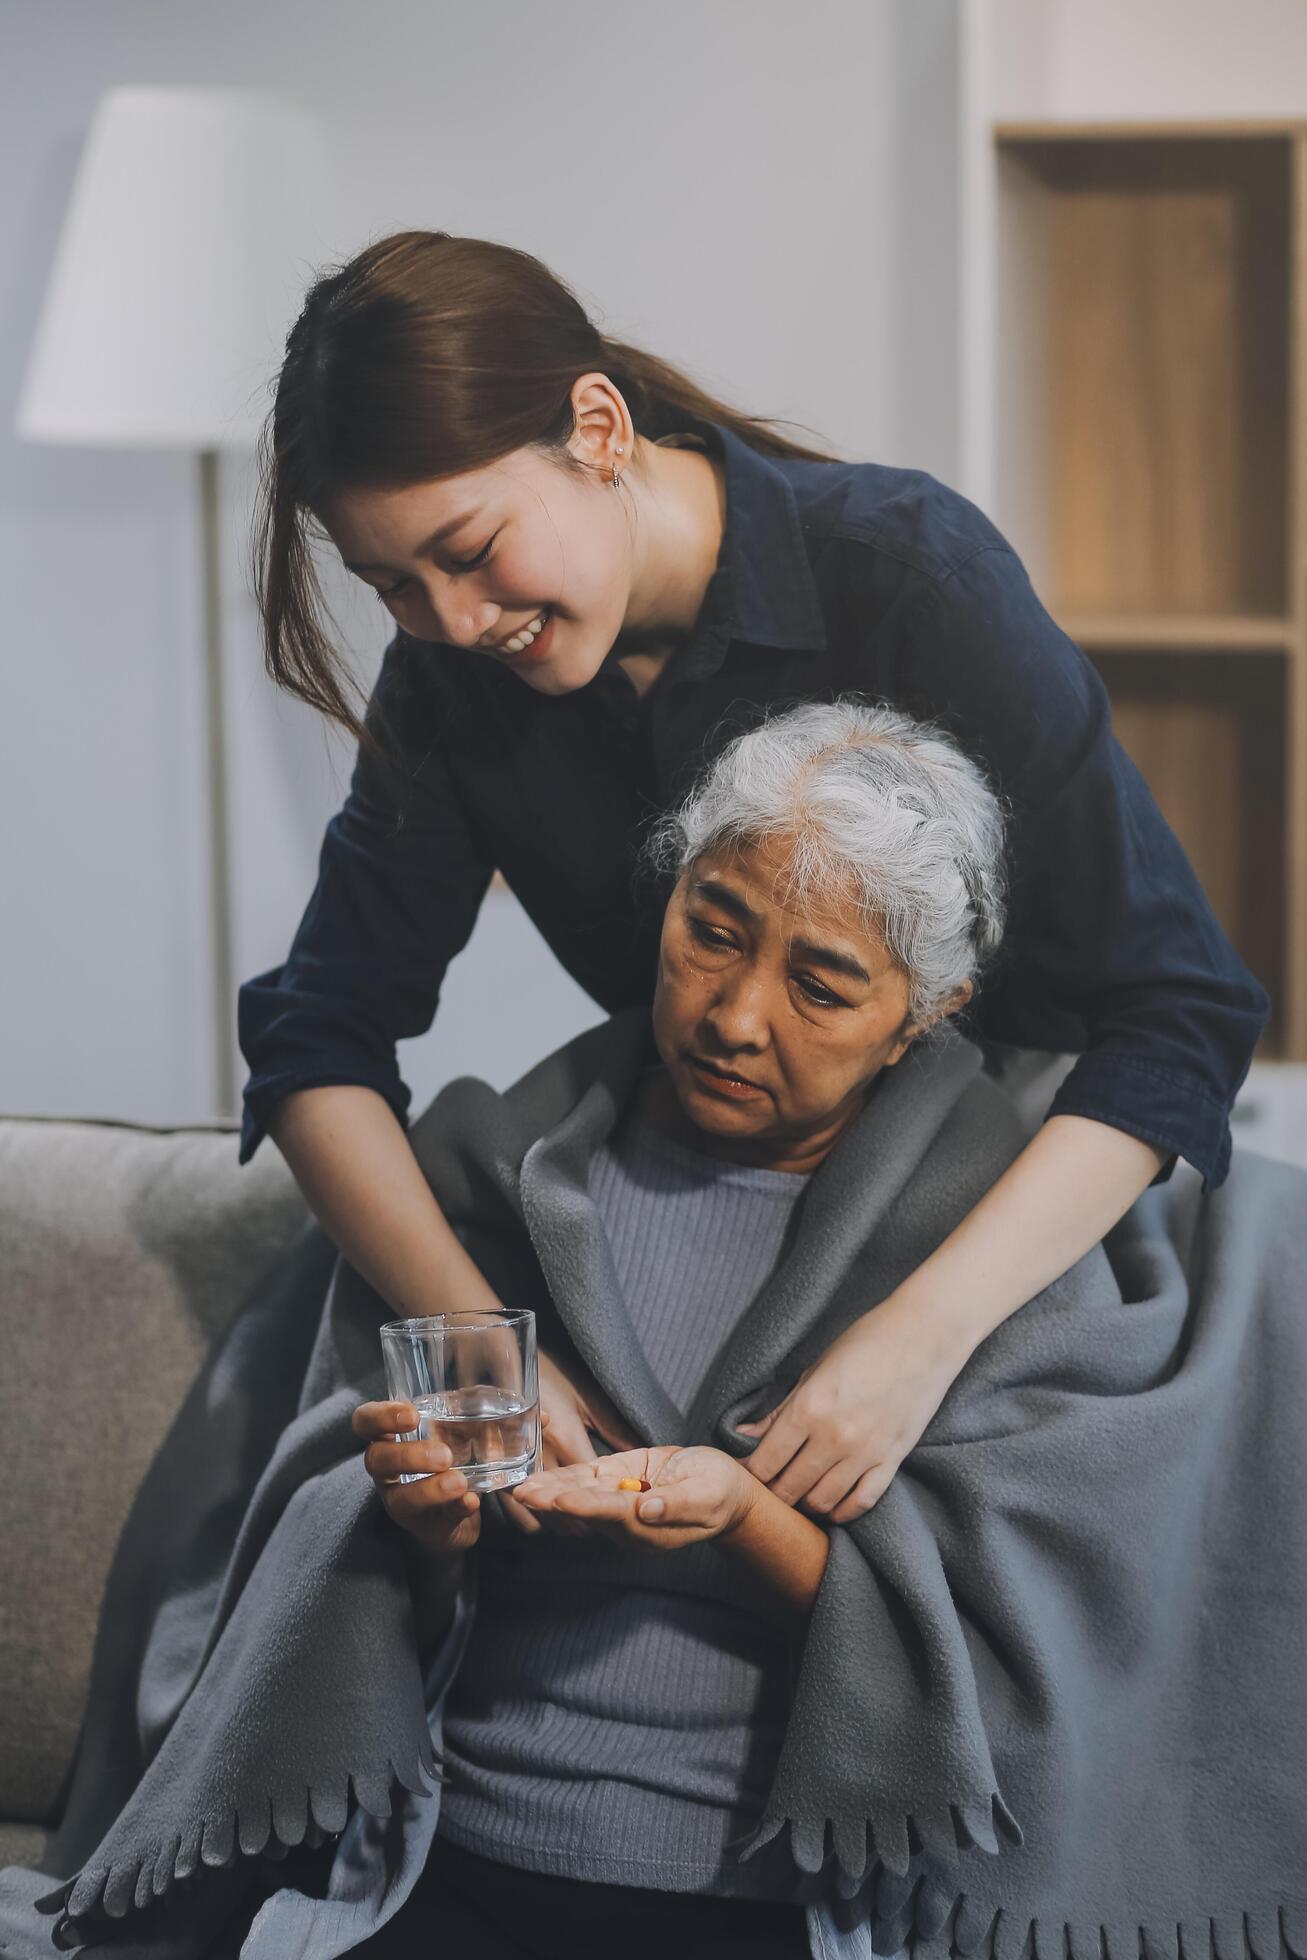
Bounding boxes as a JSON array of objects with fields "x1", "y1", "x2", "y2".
[
  {"x1": 0, "y1": 1822, "x2": 48, "y2": 1871},
  {"x1": 0, "y1": 1118, "x2": 308, "y2": 1827}
]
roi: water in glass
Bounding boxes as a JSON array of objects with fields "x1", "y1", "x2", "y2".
[{"x1": 414, "y1": 1384, "x2": 538, "y2": 1492}]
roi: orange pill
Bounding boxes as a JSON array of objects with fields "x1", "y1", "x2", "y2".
[{"x1": 617, "y1": 1477, "x2": 652, "y2": 1492}]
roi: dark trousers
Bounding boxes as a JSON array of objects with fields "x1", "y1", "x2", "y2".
[{"x1": 360, "y1": 1833, "x2": 812, "y2": 1959}]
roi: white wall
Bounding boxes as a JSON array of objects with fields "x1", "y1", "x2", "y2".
[{"x1": 2, "y1": 0, "x2": 949, "y2": 1127}]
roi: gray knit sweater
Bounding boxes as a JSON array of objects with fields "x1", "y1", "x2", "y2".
[{"x1": 435, "y1": 1097, "x2": 812, "y2": 1896}]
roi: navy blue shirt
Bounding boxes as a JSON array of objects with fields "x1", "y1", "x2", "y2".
[{"x1": 238, "y1": 418, "x2": 1268, "y2": 1187}]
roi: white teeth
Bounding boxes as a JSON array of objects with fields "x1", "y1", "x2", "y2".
[{"x1": 501, "y1": 609, "x2": 547, "y2": 653}]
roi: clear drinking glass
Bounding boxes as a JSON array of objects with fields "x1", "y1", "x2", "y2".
[{"x1": 379, "y1": 1308, "x2": 539, "y2": 1494}]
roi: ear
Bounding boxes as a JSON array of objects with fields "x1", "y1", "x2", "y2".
[
  {"x1": 942, "y1": 978, "x2": 975, "y2": 1021},
  {"x1": 880, "y1": 1021, "x2": 917, "y2": 1069},
  {"x1": 565, "y1": 372, "x2": 635, "y2": 482},
  {"x1": 880, "y1": 979, "x2": 973, "y2": 1068}
]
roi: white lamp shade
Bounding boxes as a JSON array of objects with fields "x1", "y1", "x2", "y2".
[{"x1": 17, "y1": 87, "x2": 335, "y2": 450}]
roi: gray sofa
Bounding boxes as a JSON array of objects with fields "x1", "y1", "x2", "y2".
[{"x1": 0, "y1": 1115, "x2": 310, "y2": 1872}]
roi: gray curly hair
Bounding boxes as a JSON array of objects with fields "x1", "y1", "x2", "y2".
[{"x1": 648, "y1": 698, "x2": 1007, "y2": 1025}]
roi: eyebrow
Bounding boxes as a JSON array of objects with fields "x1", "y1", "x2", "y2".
[
  {"x1": 344, "y1": 512, "x2": 483, "y2": 574},
  {"x1": 790, "y1": 935, "x2": 871, "y2": 985},
  {"x1": 693, "y1": 877, "x2": 760, "y2": 925},
  {"x1": 692, "y1": 878, "x2": 872, "y2": 985}
]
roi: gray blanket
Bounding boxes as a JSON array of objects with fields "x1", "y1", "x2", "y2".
[{"x1": 3, "y1": 1009, "x2": 1306, "y2": 1959}]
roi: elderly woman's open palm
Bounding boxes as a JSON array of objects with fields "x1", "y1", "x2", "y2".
[{"x1": 512, "y1": 1444, "x2": 754, "y2": 1552}]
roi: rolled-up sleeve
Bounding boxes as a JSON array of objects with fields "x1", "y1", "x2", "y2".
[
  {"x1": 237, "y1": 638, "x2": 494, "y2": 1163},
  {"x1": 893, "y1": 547, "x2": 1269, "y2": 1189}
]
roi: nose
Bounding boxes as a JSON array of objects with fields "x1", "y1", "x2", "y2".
[
  {"x1": 418, "y1": 574, "x2": 498, "y2": 649},
  {"x1": 701, "y1": 965, "x2": 769, "y2": 1055}
]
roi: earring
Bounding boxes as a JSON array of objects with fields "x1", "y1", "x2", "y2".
[{"x1": 611, "y1": 443, "x2": 624, "y2": 490}]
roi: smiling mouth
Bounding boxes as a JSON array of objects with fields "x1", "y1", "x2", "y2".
[{"x1": 493, "y1": 607, "x2": 551, "y2": 654}]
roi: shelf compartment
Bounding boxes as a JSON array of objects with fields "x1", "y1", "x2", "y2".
[
  {"x1": 1092, "y1": 649, "x2": 1286, "y2": 1049},
  {"x1": 997, "y1": 133, "x2": 1293, "y2": 621},
  {"x1": 1059, "y1": 612, "x2": 1294, "y2": 651}
]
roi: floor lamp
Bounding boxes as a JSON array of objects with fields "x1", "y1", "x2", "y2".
[{"x1": 16, "y1": 86, "x2": 332, "y2": 1119}]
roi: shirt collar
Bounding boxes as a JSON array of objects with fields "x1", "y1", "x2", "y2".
[
  {"x1": 594, "y1": 414, "x2": 828, "y2": 697},
  {"x1": 703, "y1": 418, "x2": 828, "y2": 654}
]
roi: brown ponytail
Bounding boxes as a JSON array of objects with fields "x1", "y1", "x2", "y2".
[
  {"x1": 588, "y1": 336, "x2": 836, "y2": 463},
  {"x1": 250, "y1": 231, "x2": 839, "y2": 763}
]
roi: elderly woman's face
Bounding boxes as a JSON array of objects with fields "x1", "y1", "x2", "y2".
[{"x1": 651, "y1": 838, "x2": 919, "y2": 1164}]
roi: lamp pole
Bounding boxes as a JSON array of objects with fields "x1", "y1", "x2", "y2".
[{"x1": 199, "y1": 448, "x2": 237, "y2": 1118}]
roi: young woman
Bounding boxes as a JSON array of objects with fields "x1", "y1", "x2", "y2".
[{"x1": 240, "y1": 229, "x2": 1267, "y2": 1527}]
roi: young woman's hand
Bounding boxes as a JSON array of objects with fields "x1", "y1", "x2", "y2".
[
  {"x1": 353, "y1": 1399, "x2": 483, "y2": 1555},
  {"x1": 498, "y1": 1348, "x2": 640, "y2": 1539},
  {"x1": 736, "y1": 1294, "x2": 963, "y2": 1524},
  {"x1": 511, "y1": 1444, "x2": 755, "y2": 1552}
]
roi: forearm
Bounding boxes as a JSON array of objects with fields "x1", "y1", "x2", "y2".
[
  {"x1": 898, "y1": 1112, "x2": 1166, "y2": 1356},
  {"x1": 269, "y1": 1083, "x2": 502, "y2": 1317},
  {"x1": 722, "y1": 1479, "x2": 830, "y2": 1631}
]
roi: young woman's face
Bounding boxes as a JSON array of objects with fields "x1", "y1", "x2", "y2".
[
  {"x1": 651, "y1": 837, "x2": 928, "y2": 1171},
  {"x1": 323, "y1": 445, "x2": 631, "y2": 697}
]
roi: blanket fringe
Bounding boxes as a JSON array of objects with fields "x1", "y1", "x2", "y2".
[
  {"x1": 45, "y1": 1743, "x2": 437, "y2": 1948},
  {"x1": 732, "y1": 1811, "x2": 1305, "y2": 1960},
  {"x1": 731, "y1": 1791, "x2": 1022, "y2": 1881},
  {"x1": 878, "y1": 1892, "x2": 1307, "y2": 1960}
]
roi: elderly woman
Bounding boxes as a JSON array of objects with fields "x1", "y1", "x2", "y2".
[
  {"x1": 353, "y1": 699, "x2": 1003, "y2": 1957},
  {"x1": 343, "y1": 700, "x2": 1304, "y2": 1958},
  {"x1": 5, "y1": 703, "x2": 1303, "y2": 1960}
]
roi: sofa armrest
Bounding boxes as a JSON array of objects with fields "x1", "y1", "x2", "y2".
[{"x1": 0, "y1": 1116, "x2": 308, "y2": 1826}]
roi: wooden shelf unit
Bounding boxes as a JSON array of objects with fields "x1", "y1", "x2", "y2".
[
  {"x1": 1059, "y1": 614, "x2": 1294, "y2": 653},
  {"x1": 994, "y1": 121, "x2": 1307, "y2": 1057}
]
